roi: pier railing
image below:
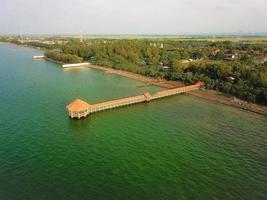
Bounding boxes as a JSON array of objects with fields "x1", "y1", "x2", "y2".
[
  {"x1": 66, "y1": 82, "x2": 204, "y2": 119},
  {"x1": 152, "y1": 84, "x2": 202, "y2": 100},
  {"x1": 88, "y1": 94, "x2": 146, "y2": 114}
]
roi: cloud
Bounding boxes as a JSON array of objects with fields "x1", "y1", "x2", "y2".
[{"x1": 0, "y1": 0, "x2": 266, "y2": 34}]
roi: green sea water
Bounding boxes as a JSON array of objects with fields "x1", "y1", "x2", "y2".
[{"x1": 0, "y1": 43, "x2": 266, "y2": 200}]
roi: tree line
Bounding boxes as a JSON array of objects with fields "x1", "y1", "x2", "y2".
[
  {"x1": 3, "y1": 37, "x2": 267, "y2": 104},
  {"x1": 45, "y1": 50, "x2": 82, "y2": 64},
  {"x1": 57, "y1": 39, "x2": 267, "y2": 104}
]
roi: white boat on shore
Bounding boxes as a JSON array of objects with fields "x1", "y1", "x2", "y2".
[
  {"x1": 32, "y1": 55, "x2": 45, "y2": 59},
  {"x1": 62, "y1": 62, "x2": 90, "y2": 68}
]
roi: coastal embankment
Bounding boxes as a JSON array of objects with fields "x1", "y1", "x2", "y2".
[{"x1": 87, "y1": 64, "x2": 267, "y2": 116}]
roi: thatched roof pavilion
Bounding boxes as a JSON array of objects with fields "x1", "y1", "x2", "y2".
[{"x1": 66, "y1": 99, "x2": 91, "y2": 119}]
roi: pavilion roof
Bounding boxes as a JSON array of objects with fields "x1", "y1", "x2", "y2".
[{"x1": 66, "y1": 99, "x2": 91, "y2": 112}]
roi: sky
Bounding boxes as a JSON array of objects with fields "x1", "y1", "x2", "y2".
[{"x1": 1, "y1": 0, "x2": 267, "y2": 35}]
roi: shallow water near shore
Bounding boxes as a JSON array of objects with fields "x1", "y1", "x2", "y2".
[{"x1": 0, "y1": 43, "x2": 266, "y2": 200}]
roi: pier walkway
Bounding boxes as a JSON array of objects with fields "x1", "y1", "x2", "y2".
[{"x1": 66, "y1": 82, "x2": 204, "y2": 119}]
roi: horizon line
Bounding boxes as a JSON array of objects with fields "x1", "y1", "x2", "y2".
[{"x1": 1, "y1": 32, "x2": 267, "y2": 37}]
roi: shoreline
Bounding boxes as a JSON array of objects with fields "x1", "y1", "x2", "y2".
[
  {"x1": 87, "y1": 64, "x2": 267, "y2": 117},
  {"x1": 1, "y1": 42, "x2": 266, "y2": 116}
]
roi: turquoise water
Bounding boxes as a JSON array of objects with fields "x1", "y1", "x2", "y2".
[{"x1": 0, "y1": 43, "x2": 266, "y2": 200}]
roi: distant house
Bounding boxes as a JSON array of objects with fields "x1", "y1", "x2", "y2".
[
  {"x1": 225, "y1": 53, "x2": 236, "y2": 60},
  {"x1": 264, "y1": 55, "x2": 267, "y2": 64},
  {"x1": 229, "y1": 76, "x2": 235, "y2": 81},
  {"x1": 181, "y1": 58, "x2": 202, "y2": 63},
  {"x1": 211, "y1": 49, "x2": 220, "y2": 56},
  {"x1": 252, "y1": 50, "x2": 263, "y2": 56},
  {"x1": 237, "y1": 50, "x2": 250, "y2": 55},
  {"x1": 42, "y1": 41, "x2": 55, "y2": 45},
  {"x1": 162, "y1": 66, "x2": 169, "y2": 70},
  {"x1": 236, "y1": 50, "x2": 264, "y2": 56}
]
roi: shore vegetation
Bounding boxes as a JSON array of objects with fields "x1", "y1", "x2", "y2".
[{"x1": 1, "y1": 36, "x2": 267, "y2": 105}]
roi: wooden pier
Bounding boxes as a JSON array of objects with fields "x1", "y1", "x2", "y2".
[{"x1": 66, "y1": 82, "x2": 204, "y2": 119}]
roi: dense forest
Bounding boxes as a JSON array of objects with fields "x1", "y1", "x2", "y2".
[
  {"x1": 1, "y1": 37, "x2": 267, "y2": 104},
  {"x1": 44, "y1": 50, "x2": 82, "y2": 64}
]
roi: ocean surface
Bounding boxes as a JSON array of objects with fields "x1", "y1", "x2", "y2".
[{"x1": 0, "y1": 43, "x2": 266, "y2": 200}]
